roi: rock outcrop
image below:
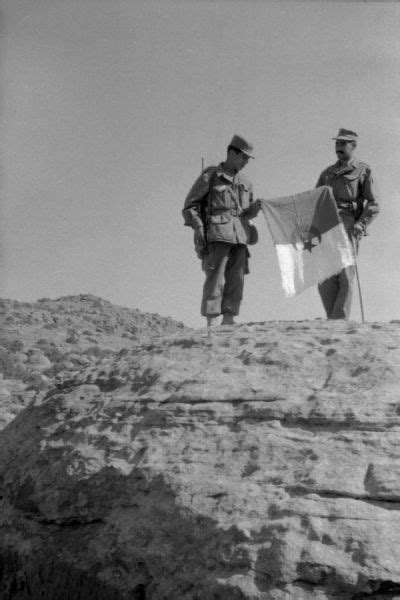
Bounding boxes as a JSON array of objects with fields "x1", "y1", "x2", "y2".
[
  {"x1": 2, "y1": 316, "x2": 400, "y2": 599},
  {"x1": 0, "y1": 294, "x2": 187, "y2": 429}
]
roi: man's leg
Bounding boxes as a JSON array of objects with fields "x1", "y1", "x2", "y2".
[
  {"x1": 318, "y1": 274, "x2": 339, "y2": 319},
  {"x1": 330, "y1": 265, "x2": 356, "y2": 320},
  {"x1": 329, "y1": 230, "x2": 359, "y2": 320},
  {"x1": 221, "y1": 244, "x2": 247, "y2": 318},
  {"x1": 201, "y1": 243, "x2": 230, "y2": 317}
]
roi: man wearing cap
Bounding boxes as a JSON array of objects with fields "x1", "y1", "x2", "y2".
[
  {"x1": 182, "y1": 135, "x2": 261, "y2": 326},
  {"x1": 316, "y1": 128, "x2": 380, "y2": 320}
]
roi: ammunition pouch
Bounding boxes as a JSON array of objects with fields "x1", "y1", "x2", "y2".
[{"x1": 248, "y1": 222, "x2": 258, "y2": 245}]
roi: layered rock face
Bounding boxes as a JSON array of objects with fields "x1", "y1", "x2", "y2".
[{"x1": 1, "y1": 314, "x2": 400, "y2": 599}]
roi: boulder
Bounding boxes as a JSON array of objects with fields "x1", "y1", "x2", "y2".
[
  {"x1": 27, "y1": 352, "x2": 52, "y2": 370},
  {"x1": 1, "y1": 320, "x2": 400, "y2": 599}
]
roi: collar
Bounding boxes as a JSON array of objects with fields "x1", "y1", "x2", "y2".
[
  {"x1": 216, "y1": 162, "x2": 236, "y2": 183},
  {"x1": 336, "y1": 157, "x2": 357, "y2": 168},
  {"x1": 330, "y1": 157, "x2": 360, "y2": 176}
]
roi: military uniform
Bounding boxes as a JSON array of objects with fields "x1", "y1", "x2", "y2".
[
  {"x1": 183, "y1": 146, "x2": 259, "y2": 320},
  {"x1": 316, "y1": 135, "x2": 380, "y2": 319}
]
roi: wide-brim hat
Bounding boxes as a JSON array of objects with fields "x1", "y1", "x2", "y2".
[
  {"x1": 332, "y1": 128, "x2": 358, "y2": 142},
  {"x1": 229, "y1": 134, "x2": 255, "y2": 158}
]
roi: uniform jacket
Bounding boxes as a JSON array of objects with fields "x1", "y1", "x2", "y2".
[
  {"x1": 316, "y1": 158, "x2": 380, "y2": 232},
  {"x1": 182, "y1": 164, "x2": 258, "y2": 245}
]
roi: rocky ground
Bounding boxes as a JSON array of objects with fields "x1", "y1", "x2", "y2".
[
  {"x1": 1, "y1": 298, "x2": 400, "y2": 599},
  {"x1": 0, "y1": 294, "x2": 186, "y2": 429}
]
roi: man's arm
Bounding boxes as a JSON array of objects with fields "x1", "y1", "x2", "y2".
[
  {"x1": 357, "y1": 166, "x2": 380, "y2": 232},
  {"x1": 182, "y1": 169, "x2": 212, "y2": 229},
  {"x1": 315, "y1": 171, "x2": 325, "y2": 188},
  {"x1": 243, "y1": 183, "x2": 261, "y2": 218}
]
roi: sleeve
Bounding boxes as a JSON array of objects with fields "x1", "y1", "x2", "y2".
[
  {"x1": 315, "y1": 171, "x2": 325, "y2": 188},
  {"x1": 244, "y1": 183, "x2": 259, "y2": 218},
  {"x1": 182, "y1": 170, "x2": 211, "y2": 229},
  {"x1": 358, "y1": 167, "x2": 380, "y2": 230}
]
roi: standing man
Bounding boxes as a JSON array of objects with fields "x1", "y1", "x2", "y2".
[
  {"x1": 316, "y1": 128, "x2": 380, "y2": 319},
  {"x1": 182, "y1": 135, "x2": 260, "y2": 327}
]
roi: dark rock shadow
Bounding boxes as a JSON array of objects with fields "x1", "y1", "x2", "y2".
[{"x1": 0, "y1": 402, "x2": 255, "y2": 600}]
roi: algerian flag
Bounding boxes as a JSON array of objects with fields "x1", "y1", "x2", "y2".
[{"x1": 261, "y1": 186, "x2": 355, "y2": 297}]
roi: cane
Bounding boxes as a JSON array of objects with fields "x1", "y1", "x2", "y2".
[{"x1": 351, "y1": 236, "x2": 365, "y2": 323}]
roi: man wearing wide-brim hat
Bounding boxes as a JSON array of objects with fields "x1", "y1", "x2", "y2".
[
  {"x1": 315, "y1": 128, "x2": 380, "y2": 320},
  {"x1": 182, "y1": 135, "x2": 261, "y2": 326}
]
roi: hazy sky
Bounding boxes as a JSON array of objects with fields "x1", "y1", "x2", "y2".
[{"x1": 1, "y1": 0, "x2": 399, "y2": 328}]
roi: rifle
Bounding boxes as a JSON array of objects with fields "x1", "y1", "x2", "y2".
[{"x1": 194, "y1": 157, "x2": 209, "y2": 260}]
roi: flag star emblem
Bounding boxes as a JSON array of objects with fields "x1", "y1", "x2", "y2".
[{"x1": 303, "y1": 238, "x2": 317, "y2": 253}]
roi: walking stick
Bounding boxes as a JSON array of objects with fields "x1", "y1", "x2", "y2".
[{"x1": 351, "y1": 236, "x2": 365, "y2": 323}]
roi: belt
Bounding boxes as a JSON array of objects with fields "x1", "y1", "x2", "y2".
[
  {"x1": 337, "y1": 200, "x2": 359, "y2": 213},
  {"x1": 209, "y1": 208, "x2": 242, "y2": 217}
]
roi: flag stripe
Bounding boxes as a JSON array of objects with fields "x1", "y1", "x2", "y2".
[
  {"x1": 275, "y1": 223, "x2": 355, "y2": 296},
  {"x1": 261, "y1": 186, "x2": 355, "y2": 296},
  {"x1": 262, "y1": 186, "x2": 339, "y2": 245}
]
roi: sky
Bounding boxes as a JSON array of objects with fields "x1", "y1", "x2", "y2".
[{"x1": 0, "y1": 0, "x2": 399, "y2": 328}]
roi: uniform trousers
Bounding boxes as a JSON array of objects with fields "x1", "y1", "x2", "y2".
[
  {"x1": 318, "y1": 264, "x2": 356, "y2": 320},
  {"x1": 318, "y1": 213, "x2": 359, "y2": 320},
  {"x1": 201, "y1": 242, "x2": 247, "y2": 317}
]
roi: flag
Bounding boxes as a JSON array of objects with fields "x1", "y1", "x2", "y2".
[{"x1": 261, "y1": 186, "x2": 355, "y2": 297}]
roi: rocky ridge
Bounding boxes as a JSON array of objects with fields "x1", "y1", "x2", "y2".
[
  {"x1": 0, "y1": 294, "x2": 186, "y2": 429},
  {"x1": 1, "y1": 300, "x2": 400, "y2": 598}
]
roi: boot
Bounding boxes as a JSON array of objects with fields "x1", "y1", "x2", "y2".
[
  {"x1": 221, "y1": 313, "x2": 235, "y2": 325},
  {"x1": 206, "y1": 316, "x2": 219, "y2": 327}
]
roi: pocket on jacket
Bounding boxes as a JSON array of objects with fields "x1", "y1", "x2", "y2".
[
  {"x1": 207, "y1": 213, "x2": 233, "y2": 242},
  {"x1": 210, "y1": 214, "x2": 230, "y2": 224},
  {"x1": 210, "y1": 185, "x2": 230, "y2": 211}
]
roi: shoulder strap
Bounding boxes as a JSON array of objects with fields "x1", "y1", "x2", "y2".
[{"x1": 201, "y1": 166, "x2": 217, "y2": 207}]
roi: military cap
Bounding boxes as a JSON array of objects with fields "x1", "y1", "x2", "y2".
[
  {"x1": 229, "y1": 134, "x2": 254, "y2": 158},
  {"x1": 332, "y1": 128, "x2": 358, "y2": 142}
]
